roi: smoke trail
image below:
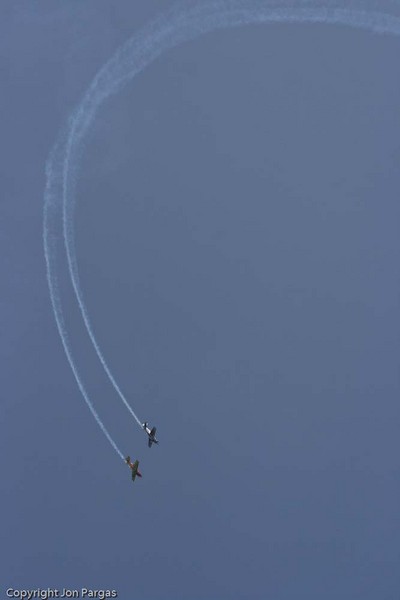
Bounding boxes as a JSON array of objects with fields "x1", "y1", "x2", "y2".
[
  {"x1": 44, "y1": 138, "x2": 125, "y2": 460},
  {"x1": 44, "y1": 0, "x2": 400, "y2": 451}
]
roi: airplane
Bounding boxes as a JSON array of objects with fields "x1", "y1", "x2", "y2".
[
  {"x1": 142, "y1": 422, "x2": 159, "y2": 448},
  {"x1": 125, "y1": 456, "x2": 142, "y2": 482}
]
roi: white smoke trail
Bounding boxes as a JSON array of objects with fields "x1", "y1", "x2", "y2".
[
  {"x1": 44, "y1": 139, "x2": 125, "y2": 460},
  {"x1": 44, "y1": 0, "x2": 400, "y2": 452}
]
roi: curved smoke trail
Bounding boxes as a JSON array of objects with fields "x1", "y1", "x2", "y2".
[
  {"x1": 44, "y1": 138, "x2": 124, "y2": 460},
  {"x1": 44, "y1": 0, "x2": 400, "y2": 453}
]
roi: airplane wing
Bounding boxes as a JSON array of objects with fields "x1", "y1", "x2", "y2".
[
  {"x1": 131, "y1": 460, "x2": 139, "y2": 482},
  {"x1": 148, "y1": 438, "x2": 152, "y2": 448},
  {"x1": 150, "y1": 427, "x2": 157, "y2": 437}
]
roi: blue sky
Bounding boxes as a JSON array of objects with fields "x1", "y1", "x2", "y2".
[{"x1": 1, "y1": 2, "x2": 399, "y2": 598}]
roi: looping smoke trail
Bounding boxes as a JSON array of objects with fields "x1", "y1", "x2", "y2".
[{"x1": 44, "y1": 0, "x2": 400, "y2": 453}]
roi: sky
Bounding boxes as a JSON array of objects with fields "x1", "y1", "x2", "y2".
[{"x1": 1, "y1": 1, "x2": 400, "y2": 599}]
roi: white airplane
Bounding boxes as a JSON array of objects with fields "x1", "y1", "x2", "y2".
[{"x1": 142, "y1": 422, "x2": 159, "y2": 448}]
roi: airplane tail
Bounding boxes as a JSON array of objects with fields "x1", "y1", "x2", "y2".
[{"x1": 125, "y1": 456, "x2": 130, "y2": 463}]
